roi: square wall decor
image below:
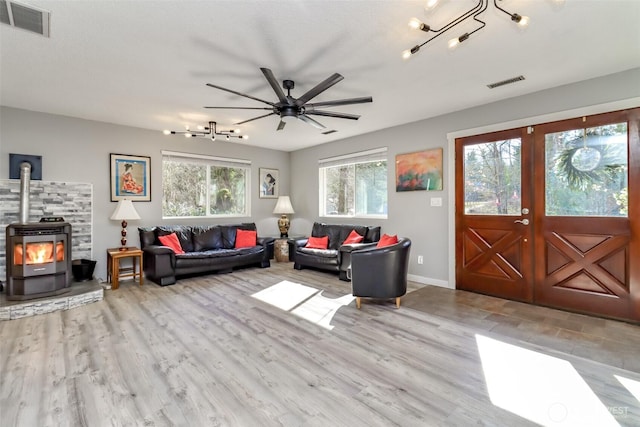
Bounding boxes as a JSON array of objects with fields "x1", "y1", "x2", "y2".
[
  {"x1": 395, "y1": 148, "x2": 443, "y2": 191},
  {"x1": 9, "y1": 154, "x2": 42, "y2": 180}
]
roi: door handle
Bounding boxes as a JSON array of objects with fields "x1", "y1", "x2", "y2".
[{"x1": 514, "y1": 219, "x2": 529, "y2": 225}]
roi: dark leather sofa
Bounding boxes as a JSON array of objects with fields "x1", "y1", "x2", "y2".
[
  {"x1": 288, "y1": 222, "x2": 381, "y2": 281},
  {"x1": 138, "y1": 223, "x2": 273, "y2": 286}
]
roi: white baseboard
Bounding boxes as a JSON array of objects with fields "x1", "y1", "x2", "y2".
[{"x1": 407, "y1": 274, "x2": 453, "y2": 289}]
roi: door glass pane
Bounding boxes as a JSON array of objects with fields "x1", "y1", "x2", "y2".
[
  {"x1": 545, "y1": 123, "x2": 628, "y2": 217},
  {"x1": 464, "y1": 139, "x2": 522, "y2": 215}
]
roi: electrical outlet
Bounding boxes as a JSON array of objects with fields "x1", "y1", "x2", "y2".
[{"x1": 417, "y1": 255, "x2": 424, "y2": 264}]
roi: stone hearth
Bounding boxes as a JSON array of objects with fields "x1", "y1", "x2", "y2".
[{"x1": 0, "y1": 280, "x2": 103, "y2": 321}]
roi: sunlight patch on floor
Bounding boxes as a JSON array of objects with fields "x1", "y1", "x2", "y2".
[
  {"x1": 476, "y1": 334, "x2": 618, "y2": 426},
  {"x1": 252, "y1": 280, "x2": 354, "y2": 330},
  {"x1": 615, "y1": 375, "x2": 640, "y2": 404}
]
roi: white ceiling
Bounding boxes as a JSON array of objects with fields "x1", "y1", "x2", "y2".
[{"x1": 1, "y1": 0, "x2": 639, "y2": 152}]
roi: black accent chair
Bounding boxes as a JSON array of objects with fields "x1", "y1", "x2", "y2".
[{"x1": 348, "y1": 237, "x2": 411, "y2": 309}]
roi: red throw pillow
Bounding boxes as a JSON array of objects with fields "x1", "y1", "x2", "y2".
[
  {"x1": 343, "y1": 229, "x2": 364, "y2": 244},
  {"x1": 376, "y1": 234, "x2": 398, "y2": 248},
  {"x1": 235, "y1": 229, "x2": 257, "y2": 248},
  {"x1": 306, "y1": 235, "x2": 329, "y2": 249},
  {"x1": 158, "y1": 233, "x2": 185, "y2": 254}
]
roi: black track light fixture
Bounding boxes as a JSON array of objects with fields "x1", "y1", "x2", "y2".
[
  {"x1": 163, "y1": 121, "x2": 248, "y2": 141},
  {"x1": 403, "y1": 0, "x2": 542, "y2": 59}
]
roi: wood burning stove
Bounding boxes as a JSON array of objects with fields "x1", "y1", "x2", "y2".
[
  {"x1": 4, "y1": 161, "x2": 73, "y2": 300},
  {"x1": 5, "y1": 222, "x2": 72, "y2": 300}
]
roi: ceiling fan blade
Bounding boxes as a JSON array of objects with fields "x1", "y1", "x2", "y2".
[
  {"x1": 206, "y1": 83, "x2": 275, "y2": 106},
  {"x1": 305, "y1": 110, "x2": 361, "y2": 120},
  {"x1": 305, "y1": 96, "x2": 373, "y2": 108},
  {"x1": 261, "y1": 68, "x2": 289, "y2": 105},
  {"x1": 298, "y1": 114, "x2": 326, "y2": 130},
  {"x1": 235, "y1": 112, "x2": 276, "y2": 125},
  {"x1": 295, "y1": 73, "x2": 344, "y2": 107},
  {"x1": 277, "y1": 120, "x2": 286, "y2": 131},
  {"x1": 204, "y1": 106, "x2": 272, "y2": 110}
]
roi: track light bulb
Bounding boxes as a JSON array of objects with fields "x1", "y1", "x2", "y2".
[
  {"x1": 402, "y1": 45, "x2": 420, "y2": 59},
  {"x1": 197, "y1": 125, "x2": 205, "y2": 130},
  {"x1": 409, "y1": 18, "x2": 430, "y2": 32},
  {"x1": 162, "y1": 130, "x2": 171, "y2": 135},
  {"x1": 242, "y1": 135, "x2": 248, "y2": 140},
  {"x1": 185, "y1": 133, "x2": 192, "y2": 138},
  {"x1": 226, "y1": 135, "x2": 230, "y2": 141},
  {"x1": 448, "y1": 33, "x2": 469, "y2": 50},
  {"x1": 512, "y1": 13, "x2": 529, "y2": 27}
]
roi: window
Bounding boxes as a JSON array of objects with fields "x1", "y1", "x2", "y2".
[
  {"x1": 545, "y1": 123, "x2": 628, "y2": 217},
  {"x1": 319, "y1": 148, "x2": 387, "y2": 218},
  {"x1": 162, "y1": 151, "x2": 250, "y2": 218},
  {"x1": 464, "y1": 138, "x2": 522, "y2": 215}
]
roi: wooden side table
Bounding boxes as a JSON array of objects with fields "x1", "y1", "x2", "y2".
[{"x1": 107, "y1": 247, "x2": 143, "y2": 290}]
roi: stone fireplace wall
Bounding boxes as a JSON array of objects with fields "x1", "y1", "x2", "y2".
[{"x1": 0, "y1": 180, "x2": 92, "y2": 281}]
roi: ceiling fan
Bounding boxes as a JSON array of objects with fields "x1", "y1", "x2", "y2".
[{"x1": 204, "y1": 68, "x2": 373, "y2": 132}]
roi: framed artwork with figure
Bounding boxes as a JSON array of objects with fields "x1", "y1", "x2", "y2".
[
  {"x1": 259, "y1": 168, "x2": 279, "y2": 199},
  {"x1": 110, "y1": 153, "x2": 151, "y2": 201}
]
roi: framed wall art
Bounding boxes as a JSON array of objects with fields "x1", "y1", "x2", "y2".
[
  {"x1": 110, "y1": 153, "x2": 151, "y2": 201},
  {"x1": 395, "y1": 148, "x2": 443, "y2": 192},
  {"x1": 259, "y1": 168, "x2": 279, "y2": 199}
]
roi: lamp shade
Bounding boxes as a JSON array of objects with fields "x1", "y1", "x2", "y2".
[
  {"x1": 110, "y1": 199, "x2": 141, "y2": 221},
  {"x1": 272, "y1": 196, "x2": 295, "y2": 214}
]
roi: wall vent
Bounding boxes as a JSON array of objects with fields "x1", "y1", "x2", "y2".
[
  {"x1": 487, "y1": 75, "x2": 525, "y2": 89},
  {"x1": 0, "y1": 0, "x2": 50, "y2": 37},
  {"x1": 322, "y1": 130, "x2": 337, "y2": 135}
]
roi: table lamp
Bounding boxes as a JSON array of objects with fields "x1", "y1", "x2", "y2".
[
  {"x1": 273, "y1": 196, "x2": 295, "y2": 238},
  {"x1": 110, "y1": 199, "x2": 141, "y2": 251}
]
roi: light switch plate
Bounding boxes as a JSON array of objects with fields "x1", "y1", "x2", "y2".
[{"x1": 430, "y1": 197, "x2": 443, "y2": 207}]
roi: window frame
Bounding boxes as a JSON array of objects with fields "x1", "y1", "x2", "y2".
[
  {"x1": 161, "y1": 150, "x2": 251, "y2": 219},
  {"x1": 318, "y1": 147, "x2": 388, "y2": 219}
]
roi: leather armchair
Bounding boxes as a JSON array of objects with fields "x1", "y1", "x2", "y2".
[{"x1": 349, "y1": 238, "x2": 411, "y2": 309}]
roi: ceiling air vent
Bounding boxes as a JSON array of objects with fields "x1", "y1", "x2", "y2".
[
  {"x1": 322, "y1": 130, "x2": 337, "y2": 135},
  {"x1": 487, "y1": 75, "x2": 525, "y2": 89},
  {"x1": 0, "y1": 0, "x2": 50, "y2": 37}
]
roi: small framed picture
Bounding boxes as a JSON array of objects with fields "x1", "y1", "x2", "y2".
[
  {"x1": 110, "y1": 153, "x2": 151, "y2": 201},
  {"x1": 259, "y1": 168, "x2": 279, "y2": 199}
]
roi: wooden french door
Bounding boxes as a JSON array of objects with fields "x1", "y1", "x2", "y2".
[
  {"x1": 455, "y1": 127, "x2": 534, "y2": 302},
  {"x1": 456, "y1": 108, "x2": 640, "y2": 322}
]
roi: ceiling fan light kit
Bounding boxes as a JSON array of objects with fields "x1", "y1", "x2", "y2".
[
  {"x1": 402, "y1": 0, "x2": 555, "y2": 58},
  {"x1": 163, "y1": 121, "x2": 248, "y2": 141},
  {"x1": 204, "y1": 67, "x2": 373, "y2": 133}
]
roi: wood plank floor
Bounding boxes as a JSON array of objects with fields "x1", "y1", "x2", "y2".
[{"x1": 1, "y1": 263, "x2": 639, "y2": 426}]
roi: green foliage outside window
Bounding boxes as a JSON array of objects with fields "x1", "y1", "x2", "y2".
[
  {"x1": 321, "y1": 160, "x2": 387, "y2": 217},
  {"x1": 162, "y1": 156, "x2": 248, "y2": 218},
  {"x1": 546, "y1": 123, "x2": 627, "y2": 217}
]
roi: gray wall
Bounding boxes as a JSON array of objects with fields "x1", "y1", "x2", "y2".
[
  {"x1": 0, "y1": 108, "x2": 290, "y2": 282},
  {"x1": 289, "y1": 68, "x2": 640, "y2": 287},
  {"x1": 1, "y1": 68, "x2": 638, "y2": 287}
]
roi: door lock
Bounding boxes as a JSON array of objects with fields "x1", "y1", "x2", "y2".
[{"x1": 514, "y1": 219, "x2": 529, "y2": 225}]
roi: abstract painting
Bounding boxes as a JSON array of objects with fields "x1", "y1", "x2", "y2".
[{"x1": 395, "y1": 148, "x2": 443, "y2": 191}]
